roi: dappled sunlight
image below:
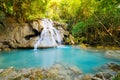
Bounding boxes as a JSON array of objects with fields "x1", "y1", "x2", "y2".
[{"x1": 0, "y1": 1, "x2": 120, "y2": 79}]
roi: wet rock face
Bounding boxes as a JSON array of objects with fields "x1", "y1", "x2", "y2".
[
  {"x1": 34, "y1": 19, "x2": 63, "y2": 49},
  {"x1": 0, "y1": 22, "x2": 38, "y2": 50},
  {"x1": 0, "y1": 18, "x2": 72, "y2": 51}
]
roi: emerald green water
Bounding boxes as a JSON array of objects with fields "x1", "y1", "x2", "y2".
[{"x1": 0, "y1": 46, "x2": 120, "y2": 73}]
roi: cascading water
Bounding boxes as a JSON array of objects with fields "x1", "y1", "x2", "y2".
[{"x1": 34, "y1": 19, "x2": 62, "y2": 50}]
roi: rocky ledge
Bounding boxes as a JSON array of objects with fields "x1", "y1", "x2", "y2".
[
  {"x1": 105, "y1": 50, "x2": 120, "y2": 60},
  {"x1": 0, "y1": 18, "x2": 75, "y2": 51},
  {"x1": 0, "y1": 63, "x2": 120, "y2": 80}
]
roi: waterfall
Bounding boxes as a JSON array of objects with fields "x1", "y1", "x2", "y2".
[{"x1": 34, "y1": 19, "x2": 62, "y2": 50}]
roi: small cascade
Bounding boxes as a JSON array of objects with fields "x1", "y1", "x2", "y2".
[{"x1": 34, "y1": 19, "x2": 62, "y2": 50}]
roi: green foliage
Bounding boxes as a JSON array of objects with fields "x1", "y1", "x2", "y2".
[
  {"x1": 0, "y1": 0, "x2": 13, "y2": 16},
  {"x1": 70, "y1": 0, "x2": 120, "y2": 46},
  {"x1": 0, "y1": 0, "x2": 120, "y2": 45},
  {"x1": 0, "y1": 0, "x2": 49, "y2": 22},
  {"x1": 96, "y1": 0, "x2": 120, "y2": 27},
  {"x1": 112, "y1": 73, "x2": 120, "y2": 80},
  {"x1": 72, "y1": 22, "x2": 86, "y2": 37},
  {"x1": 26, "y1": 0, "x2": 49, "y2": 20}
]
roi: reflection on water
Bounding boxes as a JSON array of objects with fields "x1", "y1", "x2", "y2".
[
  {"x1": 33, "y1": 48, "x2": 62, "y2": 68},
  {"x1": 34, "y1": 48, "x2": 62, "y2": 68}
]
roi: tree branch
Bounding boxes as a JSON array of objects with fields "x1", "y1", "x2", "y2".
[{"x1": 94, "y1": 14, "x2": 120, "y2": 46}]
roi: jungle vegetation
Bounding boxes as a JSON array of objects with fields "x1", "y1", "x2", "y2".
[{"x1": 0, "y1": 0, "x2": 120, "y2": 47}]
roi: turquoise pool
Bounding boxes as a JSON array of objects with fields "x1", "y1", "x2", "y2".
[{"x1": 0, "y1": 46, "x2": 120, "y2": 73}]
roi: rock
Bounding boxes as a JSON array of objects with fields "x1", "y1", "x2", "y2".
[
  {"x1": 5, "y1": 70, "x2": 18, "y2": 80},
  {"x1": 107, "y1": 63, "x2": 120, "y2": 71},
  {"x1": 74, "y1": 75, "x2": 83, "y2": 80},
  {"x1": 31, "y1": 20, "x2": 43, "y2": 32},
  {"x1": 1, "y1": 67, "x2": 15, "y2": 76},
  {"x1": 0, "y1": 48, "x2": 2, "y2": 51},
  {"x1": 81, "y1": 74, "x2": 93, "y2": 80},
  {"x1": 69, "y1": 66, "x2": 82, "y2": 75},
  {"x1": 51, "y1": 64, "x2": 65, "y2": 70},
  {"x1": 20, "y1": 68, "x2": 32, "y2": 77},
  {"x1": 0, "y1": 67, "x2": 20, "y2": 80},
  {"x1": 95, "y1": 64, "x2": 113, "y2": 74},
  {"x1": 0, "y1": 18, "x2": 71, "y2": 50},
  {"x1": 105, "y1": 50, "x2": 120, "y2": 60},
  {"x1": 0, "y1": 21, "x2": 36, "y2": 49},
  {"x1": 32, "y1": 21, "x2": 39, "y2": 31},
  {"x1": 54, "y1": 21, "x2": 67, "y2": 30},
  {"x1": 50, "y1": 64, "x2": 69, "y2": 76},
  {"x1": 55, "y1": 22, "x2": 76, "y2": 45},
  {"x1": 56, "y1": 74, "x2": 71, "y2": 80},
  {"x1": 57, "y1": 27, "x2": 66, "y2": 39},
  {"x1": 0, "y1": 43, "x2": 3, "y2": 47},
  {"x1": 63, "y1": 34, "x2": 76, "y2": 45},
  {"x1": 48, "y1": 64, "x2": 82, "y2": 80},
  {"x1": 93, "y1": 72, "x2": 114, "y2": 80},
  {"x1": 0, "y1": 69, "x2": 4, "y2": 73},
  {"x1": 0, "y1": 18, "x2": 76, "y2": 50},
  {"x1": 92, "y1": 77, "x2": 103, "y2": 80},
  {"x1": 3, "y1": 48, "x2": 11, "y2": 51},
  {"x1": 116, "y1": 50, "x2": 120, "y2": 53},
  {"x1": 69, "y1": 34, "x2": 75, "y2": 44},
  {"x1": 0, "y1": 64, "x2": 119, "y2": 80},
  {"x1": 79, "y1": 44, "x2": 87, "y2": 49}
]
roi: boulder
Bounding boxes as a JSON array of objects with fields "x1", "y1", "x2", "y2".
[
  {"x1": 107, "y1": 63, "x2": 120, "y2": 72},
  {"x1": 69, "y1": 66, "x2": 82, "y2": 75},
  {"x1": 0, "y1": 20, "x2": 37, "y2": 50},
  {"x1": 105, "y1": 50, "x2": 120, "y2": 60},
  {"x1": 0, "y1": 69, "x2": 4, "y2": 73},
  {"x1": 31, "y1": 20, "x2": 43, "y2": 32},
  {"x1": 80, "y1": 74, "x2": 93, "y2": 80},
  {"x1": 49, "y1": 64, "x2": 82, "y2": 80},
  {"x1": 54, "y1": 21, "x2": 67, "y2": 30}
]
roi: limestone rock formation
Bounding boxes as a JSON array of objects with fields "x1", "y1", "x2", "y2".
[
  {"x1": 105, "y1": 50, "x2": 120, "y2": 60},
  {"x1": 0, "y1": 18, "x2": 74, "y2": 51}
]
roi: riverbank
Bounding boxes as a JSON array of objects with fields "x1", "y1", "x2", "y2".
[
  {"x1": 0, "y1": 63, "x2": 120, "y2": 80},
  {"x1": 79, "y1": 44, "x2": 120, "y2": 60},
  {"x1": 79, "y1": 43, "x2": 120, "y2": 50}
]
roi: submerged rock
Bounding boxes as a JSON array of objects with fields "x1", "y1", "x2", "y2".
[
  {"x1": 0, "y1": 63, "x2": 120, "y2": 80},
  {"x1": 105, "y1": 50, "x2": 120, "y2": 60},
  {"x1": 48, "y1": 64, "x2": 82, "y2": 80},
  {"x1": 0, "y1": 18, "x2": 71, "y2": 50},
  {"x1": 0, "y1": 64, "x2": 83, "y2": 80}
]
